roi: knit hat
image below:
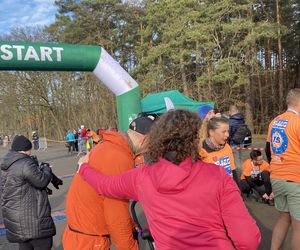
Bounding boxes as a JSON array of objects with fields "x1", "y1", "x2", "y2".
[
  {"x1": 11, "y1": 135, "x2": 32, "y2": 152},
  {"x1": 196, "y1": 105, "x2": 214, "y2": 120},
  {"x1": 129, "y1": 116, "x2": 154, "y2": 135}
]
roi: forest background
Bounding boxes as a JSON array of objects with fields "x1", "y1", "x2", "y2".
[{"x1": 0, "y1": 0, "x2": 299, "y2": 139}]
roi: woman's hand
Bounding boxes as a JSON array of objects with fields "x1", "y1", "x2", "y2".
[
  {"x1": 78, "y1": 152, "x2": 90, "y2": 165},
  {"x1": 77, "y1": 152, "x2": 90, "y2": 173}
]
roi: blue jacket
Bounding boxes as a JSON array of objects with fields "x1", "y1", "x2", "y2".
[{"x1": 66, "y1": 133, "x2": 75, "y2": 142}]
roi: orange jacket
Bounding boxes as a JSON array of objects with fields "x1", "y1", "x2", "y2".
[
  {"x1": 64, "y1": 131, "x2": 138, "y2": 250},
  {"x1": 240, "y1": 159, "x2": 270, "y2": 180},
  {"x1": 267, "y1": 111, "x2": 300, "y2": 183},
  {"x1": 87, "y1": 130, "x2": 101, "y2": 143}
]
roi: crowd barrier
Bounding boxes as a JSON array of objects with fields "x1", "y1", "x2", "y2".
[
  {"x1": 232, "y1": 147, "x2": 264, "y2": 151},
  {"x1": 38, "y1": 138, "x2": 94, "y2": 156}
]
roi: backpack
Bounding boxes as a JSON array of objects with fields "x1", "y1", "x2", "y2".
[{"x1": 232, "y1": 124, "x2": 252, "y2": 145}]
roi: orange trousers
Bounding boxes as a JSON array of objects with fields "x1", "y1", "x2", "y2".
[{"x1": 62, "y1": 227, "x2": 111, "y2": 250}]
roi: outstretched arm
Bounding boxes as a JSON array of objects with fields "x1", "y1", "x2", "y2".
[{"x1": 79, "y1": 163, "x2": 139, "y2": 201}]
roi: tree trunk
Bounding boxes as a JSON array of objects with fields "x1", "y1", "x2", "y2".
[
  {"x1": 180, "y1": 51, "x2": 189, "y2": 96},
  {"x1": 245, "y1": 77, "x2": 254, "y2": 133},
  {"x1": 276, "y1": 0, "x2": 284, "y2": 112},
  {"x1": 258, "y1": 75, "x2": 265, "y2": 129},
  {"x1": 298, "y1": 39, "x2": 300, "y2": 87},
  {"x1": 140, "y1": 22, "x2": 144, "y2": 60},
  {"x1": 245, "y1": 3, "x2": 255, "y2": 133},
  {"x1": 264, "y1": 37, "x2": 275, "y2": 116},
  {"x1": 196, "y1": 41, "x2": 202, "y2": 100}
]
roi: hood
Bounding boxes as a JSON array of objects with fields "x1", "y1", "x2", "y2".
[
  {"x1": 102, "y1": 131, "x2": 133, "y2": 158},
  {"x1": 230, "y1": 113, "x2": 244, "y2": 121},
  {"x1": 149, "y1": 157, "x2": 194, "y2": 194},
  {"x1": 1, "y1": 150, "x2": 29, "y2": 171}
]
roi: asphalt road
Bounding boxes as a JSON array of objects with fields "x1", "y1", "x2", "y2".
[{"x1": 0, "y1": 141, "x2": 292, "y2": 250}]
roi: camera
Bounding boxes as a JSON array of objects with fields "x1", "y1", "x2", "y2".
[{"x1": 30, "y1": 155, "x2": 63, "y2": 192}]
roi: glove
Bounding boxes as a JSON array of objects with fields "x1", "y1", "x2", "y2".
[
  {"x1": 133, "y1": 228, "x2": 139, "y2": 241},
  {"x1": 51, "y1": 173, "x2": 63, "y2": 189},
  {"x1": 46, "y1": 187, "x2": 53, "y2": 195},
  {"x1": 40, "y1": 162, "x2": 52, "y2": 173},
  {"x1": 30, "y1": 155, "x2": 39, "y2": 165}
]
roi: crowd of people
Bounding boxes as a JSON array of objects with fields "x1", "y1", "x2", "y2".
[
  {"x1": 0, "y1": 131, "x2": 39, "y2": 150},
  {"x1": 65, "y1": 126, "x2": 117, "y2": 153},
  {"x1": 1, "y1": 88, "x2": 300, "y2": 249},
  {"x1": 0, "y1": 135, "x2": 12, "y2": 147}
]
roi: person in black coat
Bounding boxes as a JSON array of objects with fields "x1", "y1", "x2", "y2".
[
  {"x1": 73, "y1": 129, "x2": 79, "y2": 152},
  {"x1": 32, "y1": 131, "x2": 39, "y2": 150},
  {"x1": 228, "y1": 105, "x2": 245, "y2": 145},
  {"x1": 0, "y1": 135, "x2": 61, "y2": 250}
]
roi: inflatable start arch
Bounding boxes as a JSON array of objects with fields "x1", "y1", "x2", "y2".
[{"x1": 0, "y1": 41, "x2": 141, "y2": 131}]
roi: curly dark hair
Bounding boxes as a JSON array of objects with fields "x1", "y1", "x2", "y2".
[{"x1": 146, "y1": 110, "x2": 202, "y2": 165}]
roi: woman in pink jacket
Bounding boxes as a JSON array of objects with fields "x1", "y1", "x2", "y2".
[{"x1": 79, "y1": 110, "x2": 261, "y2": 250}]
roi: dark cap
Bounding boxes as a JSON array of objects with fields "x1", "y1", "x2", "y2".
[
  {"x1": 11, "y1": 135, "x2": 32, "y2": 152},
  {"x1": 129, "y1": 116, "x2": 154, "y2": 135}
]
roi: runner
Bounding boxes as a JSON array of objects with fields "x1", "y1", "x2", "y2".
[
  {"x1": 267, "y1": 88, "x2": 300, "y2": 250},
  {"x1": 62, "y1": 116, "x2": 154, "y2": 250}
]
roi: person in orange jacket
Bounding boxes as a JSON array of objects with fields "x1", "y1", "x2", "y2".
[
  {"x1": 62, "y1": 116, "x2": 154, "y2": 250},
  {"x1": 199, "y1": 117, "x2": 239, "y2": 186},
  {"x1": 87, "y1": 129, "x2": 101, "y2": 145}
]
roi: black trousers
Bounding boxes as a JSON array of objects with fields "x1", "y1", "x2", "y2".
[
  {"x1": 74, "y1": 140, "x2": 79, "y2": 152},
  {"x1": 67, "y1": 141, "x2": 75, "y2": 152},
  {"x1": 240, "y1": 171, "x2": 272, "y2": 196},
  {"x1": 19, "y1": 237, "x2": 53, "y2": 250}
]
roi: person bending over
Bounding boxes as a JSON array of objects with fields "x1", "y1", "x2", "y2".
[{"x1": 240, "y1": 150, "x2": 273, "y2": 204}]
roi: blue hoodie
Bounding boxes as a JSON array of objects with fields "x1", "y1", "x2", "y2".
[{"x1": 66, "y1": 132, "x2": 75, "y2": 142}]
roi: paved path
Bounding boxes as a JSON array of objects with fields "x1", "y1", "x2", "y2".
[{"x1": 0, "y1": 142, "x2": 292, "y2": 249}]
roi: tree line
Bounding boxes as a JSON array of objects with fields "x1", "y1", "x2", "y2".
[{"x1": 0, "y1": 0, "x2": 299, "y2": 139}]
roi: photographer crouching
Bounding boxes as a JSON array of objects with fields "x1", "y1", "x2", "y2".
[{"x1": 0, "y1": 135, "x2": 63, "y2": 250}]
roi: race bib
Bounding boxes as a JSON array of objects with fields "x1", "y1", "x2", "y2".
[
  {"x1": 250, "y1": 169, "x2": 261, "y2": 176},
  {"x1": 271, "y1": 119, "x2": 288, "y2": 154},
  {"x1": 215, "y1": 156, "x2": 232, "y2": 175}
]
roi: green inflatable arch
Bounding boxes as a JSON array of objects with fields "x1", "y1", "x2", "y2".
[{"x1": 0, "y1": 41, "x2": 141, "y2": 131}]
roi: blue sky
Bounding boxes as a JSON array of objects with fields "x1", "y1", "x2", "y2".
[{"x1": 0, "y1": 0, "x2": 57, "y2": 35}]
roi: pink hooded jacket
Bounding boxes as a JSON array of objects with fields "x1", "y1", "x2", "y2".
[{"x1": 79, "y1": 157, "x2": 261, "y2": 250}]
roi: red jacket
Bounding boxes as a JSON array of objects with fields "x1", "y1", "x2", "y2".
[
  {"x1": 80, "y1": 157, "x2": 261, "y2": 250},
  {"x1": 80, "y1": 127, "x2": 87, "y2": 138}
]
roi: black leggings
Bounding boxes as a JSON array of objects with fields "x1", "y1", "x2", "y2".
[
  {"x1": 19, "y1": 237, "x2": 53, "y2": 250},
  {"x1": 240, "y1": 171, "x2": 272, "y2": 196}
]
